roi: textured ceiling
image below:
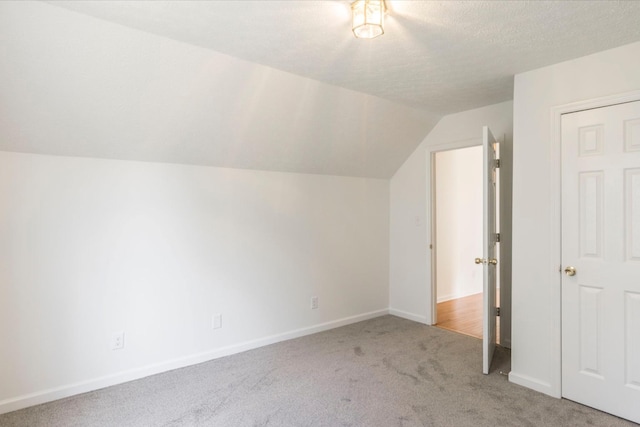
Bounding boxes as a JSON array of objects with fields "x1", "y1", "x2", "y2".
[{"x1": 45, "y1": 0, "x2": 640, "y2": 115}]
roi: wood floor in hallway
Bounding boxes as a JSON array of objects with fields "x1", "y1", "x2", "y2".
[{"x1": 436, "y1": 292, "x2": 500, "y2": 341}]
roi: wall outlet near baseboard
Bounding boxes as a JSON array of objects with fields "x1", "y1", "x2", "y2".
[
  {"x1": 311, "y1": 296, "x2": 318, "y2": 310},
  {"x1": 111, "y1": 332, "x2": 125, "y2": 350},
  {"x1": 212, "y1": 314, "x2": 222, "y2": 329}
]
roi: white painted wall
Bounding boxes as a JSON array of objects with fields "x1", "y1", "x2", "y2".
[
  {"x1": 511, "y1": 40, "x2": 640, "y2": 397},
  {"x1": 435, "y1": 146, "x2": 483, "y2": 302},
  {"x1": 0, "y1": 1, "x2": 439, "y2": 179},
  {"x1": 389, "y1": 101, "x2": 513, "y2": 339},
  {"x1": 0, "y1": 151, "x2": 389, "y2": 413}
]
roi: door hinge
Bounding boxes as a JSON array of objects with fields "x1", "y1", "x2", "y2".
[
  {"x1": 495, "y1": 307, "x2": 501, "y2": 317},
  {"x1": 494, "y1": 159, "x2": 500, "y2": 168},
  {"x1": 494, "y1": 233, "x2": 500, "y2": 243}
]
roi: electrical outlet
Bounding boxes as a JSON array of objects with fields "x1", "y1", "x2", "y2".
[
  {"x1": 311, "y1": 296, "x2": 319, "y2": 310},
  {"x1": 212, "y1": 314, "x2": 222, "y2": 329},
  {"x1": 111, "y1": 332, "x2": 125, "y2": 350}
]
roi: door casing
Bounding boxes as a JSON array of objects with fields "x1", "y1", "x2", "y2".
[{"x1": 427, "y1": 138, "x2": 483, "y2": 326}]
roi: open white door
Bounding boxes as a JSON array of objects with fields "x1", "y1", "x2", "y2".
[{"x1": 482, "y1": 126, "x2": 498, "y2": 374}]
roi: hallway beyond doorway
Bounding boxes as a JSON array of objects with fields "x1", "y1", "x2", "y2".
[{"x1": 436, "y1": 293, "x2": 501, "y2": 341}]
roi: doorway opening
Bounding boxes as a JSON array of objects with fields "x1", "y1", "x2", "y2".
[{"x1": 432, "y1": 145, "x2": 500, "y2": 341}]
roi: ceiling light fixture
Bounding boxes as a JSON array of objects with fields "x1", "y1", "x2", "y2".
[{"x1": 351, "y1": 0, "x2": 386, "y2": 39}]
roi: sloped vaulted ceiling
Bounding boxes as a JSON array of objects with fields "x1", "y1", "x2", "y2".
[
  {"x1": 0, "y1": 1, "x2": 439, "y2": 178},
  {"x1": 2, "y1": 1, "x2": 640, "y2": 178}
]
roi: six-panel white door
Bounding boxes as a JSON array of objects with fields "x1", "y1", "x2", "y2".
[{"x1": 561, "y1": 100, "x2": 640, "y2": 424}]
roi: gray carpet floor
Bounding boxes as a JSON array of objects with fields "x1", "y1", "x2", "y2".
[{"x1": 0, "y1": 315, "x2": 637, "y2": 427}]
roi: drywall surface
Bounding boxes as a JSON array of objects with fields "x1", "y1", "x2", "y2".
[
  {"x1": 0, "y1": 1, "x2": 439, "y2": 179},
  {"x1": 0, "y1": 152, "x2": 389, "y2": 412},
  {"x1": 389, "y1": 101, "x2": 513, "y2": 330},
  {"x1": 435, "y1": 146, "x2": 483, "y2": 302},
  {"x1": 511, "y1": 40, "x2": 640, "y2": 397}
]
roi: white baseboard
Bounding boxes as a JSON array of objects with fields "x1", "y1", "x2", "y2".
[
  {"x1": 508, "y1": 371, "x2": 559, "y2": 398},
  {"x1": 0, "y1": 309, "x2": 389, "y2": 415},
  {"x1": 388, "y1": 308, "x2": 428, "y2": 324},
  {"x1": 437, "y1": 290, "x2": 483, "y2": 303}
]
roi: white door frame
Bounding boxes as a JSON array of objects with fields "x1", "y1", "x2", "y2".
[
  {"x1": 427, "y1": 137, "x2": 482, "y2": 325},
  {"x1": 549, "y1": 89, "x2": 640, "y2": 398}
]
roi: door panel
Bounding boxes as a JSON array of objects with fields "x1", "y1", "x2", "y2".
[
  {"x1": 562, "y1": 100, "x2": 640, "y2": 424},
  {"x1": 625, "y1": 291, "x2": 640, "y2": 389},
  {"x1": 577, "y1": 285, "x2": 603, "y2": 378},
  {"x1": 578, "y1": 172, "x2": 603, "y2": 258},
  {"x1": 626, "y1": 168, "x2": 640, "y2": 261}
]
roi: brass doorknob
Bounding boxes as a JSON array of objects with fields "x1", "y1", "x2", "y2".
[
  {"x1": 475, "y1": 258, "x2": 497, "y2": 265},
  {"x1": 564, "y1": 266, "x2": 576, "y2": 276}
]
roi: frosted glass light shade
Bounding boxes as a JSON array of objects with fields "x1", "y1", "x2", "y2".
[{"x1": 351, "y1": 0, "x2": 385, "y2": 39}]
